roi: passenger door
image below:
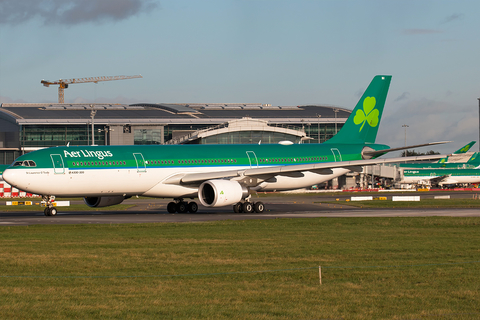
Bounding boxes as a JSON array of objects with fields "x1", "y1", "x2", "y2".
[
  {"x1": 330, "y1": 148, "x2": 342, "y2": 162},
  {"x1": 246, "y1": 151, "x2": 258, "y2": 168},
  {"x1": 133, "y1": 153, "x2": 146, "y2": 173},
  {"x1": 50, "y1": 154, "x2": 65, "y2": 174}
]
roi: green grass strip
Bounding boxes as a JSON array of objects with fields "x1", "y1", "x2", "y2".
[{"x1": 2, "y1": 260, "x2": 479, "y2": 279}]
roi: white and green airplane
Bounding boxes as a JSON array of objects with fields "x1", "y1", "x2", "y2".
[
  {"x1": 3, "y1": 75, "x2": 448, "y2": 216},
  {"x1": 400, "y1": 142, "x2": 480, "y2": 186},
  {"x1": 399, "y1": 141, "x2": 477, "y2": 169},
  {"x1": 402, "y1": 168, "x2": 480, "y2": 186}
]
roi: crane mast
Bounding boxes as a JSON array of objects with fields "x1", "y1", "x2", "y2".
[{"x1": 41, "y1": 75, "x2": 142, "y2": 103}]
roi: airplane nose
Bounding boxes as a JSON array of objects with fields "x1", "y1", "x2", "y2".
[{"x1": 2, "y1": 169, "x2": 16, "y2": 186}]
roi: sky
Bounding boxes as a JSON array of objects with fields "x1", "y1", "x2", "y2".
[{"x1": 0, "y1": 0, "x2": 479, "y2": 154}]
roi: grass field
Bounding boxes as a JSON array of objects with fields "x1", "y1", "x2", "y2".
[{"x1": 1, "y1": 217, "x2": 480, "y2": 319}]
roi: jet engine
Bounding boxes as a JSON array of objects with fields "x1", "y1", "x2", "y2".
[
  {"x1": 84, "y1": 196, "x2": 126, "y2": 208},
  {"x1": 198, "y1": 180, "x2": 249, "y2": 207}
]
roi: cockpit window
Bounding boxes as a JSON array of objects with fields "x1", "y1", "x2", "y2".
[{"x1": 12, "y1": 160, "x2": 37, "y2": 167}]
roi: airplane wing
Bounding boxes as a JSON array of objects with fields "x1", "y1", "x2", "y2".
[
  {"x1": 428, "y1": 175, "x2": 450, "y2": 184},
  {"x1": 176, "y1": 154, "x2": 449, "y2": 185}
]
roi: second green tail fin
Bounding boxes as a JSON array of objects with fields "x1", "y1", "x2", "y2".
[
  {"x1": 454, "y1": 141, "x2": 476, "y2": 154},
  {"x1": 325, "y1": 75, "x2": 391, "y2": 144},
  {"x1": 467, "y1": 152, "x2": 480, "y2": 167},
  {"x1": 438, "y1": 141, "x2": 476, "y2": 163}
]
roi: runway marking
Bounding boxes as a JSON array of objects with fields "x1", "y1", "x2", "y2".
[{"x1": 0, "y1": 222, "x2": 27, "y2": 225}]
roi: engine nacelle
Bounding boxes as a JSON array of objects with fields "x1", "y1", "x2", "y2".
[
  {"x1": 198, "y1": 180, "x2": 249, "y2": 207},
  {"x1": 84, "y1": 196, "x2": 126, "y2": 208}
]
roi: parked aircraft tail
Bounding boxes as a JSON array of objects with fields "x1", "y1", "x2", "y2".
[
  {"x1": 325, "y1": 75, "x2": 391, "y2": 145},
  {"x1": 466, "y1": 152, "x2": 480, "y2": 167},
  {"x1": 454, "y1": 141, "x2": 476, "y2": 154},
  {"x1": 438, "y1": 141, "x2": 476, "y2": 163}
]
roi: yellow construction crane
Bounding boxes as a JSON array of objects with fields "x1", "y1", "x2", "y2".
[{"x1": 41, "y1": 75, "x2": 143, "y2": 103}]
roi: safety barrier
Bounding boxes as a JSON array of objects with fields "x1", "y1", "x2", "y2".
[
  {"x1": 392, "y1": 196, "x2": 420, "y2": 201},
  {"x1": 0, "y1": 183, "x2": 39, "y2": 198}
]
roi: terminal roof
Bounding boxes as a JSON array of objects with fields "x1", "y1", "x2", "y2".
[{"x1": 0, "y1": 103, "x2": 351, "y2": 124}]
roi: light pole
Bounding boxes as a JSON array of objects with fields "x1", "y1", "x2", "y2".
[
  {"x1": 98, "y1": 126, "x2": 114, "y2": 146},
  {"x1": 333, "y1": 108, "x2": 339, "y2": 134},
  {"x1": 402, "y1": 124, "x2": 409, "y2": 157},
  {"x1": 90, "y1": 105, "x2": 96, "y2": 146},
  {"x1": 307, "y1": 123, "x2": 311, "y2": 143},
  {"x1": 316, "y1": 114, "x2": 321, "y2": 143}
]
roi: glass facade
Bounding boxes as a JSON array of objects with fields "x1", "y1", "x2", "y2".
[
  {"x1": 200, "y1": 131, "x2": 302, "y2": 144},
  {"x1": 21, "y1": 125, "x2": 105, "y2": 147},
  {"x1": 134, "y1": 129, "x2": 163, "y2": 145},
  {"x1": 0, "y1": 150, "x2": 21, "y2": 165},
  {"x1": 163, "y1": 124, "x2": 207, "y2": 142},
  {"x1": 14, "y1": 122, "x2": 344, "y2": 152},
  {"x1": 303, "y1": 123, "x2": 344, "y2": 143},
  {"x1": 166, "y1": 123, "x2": 343, "y2": 144}
]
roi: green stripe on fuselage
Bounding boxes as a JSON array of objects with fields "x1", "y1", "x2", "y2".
[
  {"x1": 403, "y1": 169, "x2": 480, "y2": 177},
  {"x1": 8, "y1": 143, "x2": 388, "y2": 170}
]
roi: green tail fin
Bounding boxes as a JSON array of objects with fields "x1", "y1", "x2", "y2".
[
  {"x1": 454, "y1": 141, "x2": 476, "y2": 154},
  {"x1": 467, "y1": 152, "x2": 480, "y2": 166},
  {"x1": 438, "y1": 141, "x2": 476, "y2": 163},
  {"x1": 325, "y1": 75, "x2": 391, "y2": 144}
]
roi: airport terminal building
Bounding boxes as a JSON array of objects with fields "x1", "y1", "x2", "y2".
[
  {"x1": 2, "y1": 102, "x2": 452, "y2": 190},
  {"x1": 0, "y1": 102, "x2": 349, "y2": 165}
]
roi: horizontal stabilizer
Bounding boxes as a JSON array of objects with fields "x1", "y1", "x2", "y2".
[{"x1": 362, "y1": 141, "x2": 451, "y2": 158}]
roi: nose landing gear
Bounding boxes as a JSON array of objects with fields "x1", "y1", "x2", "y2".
[{"x1": 42, "y1": 195, "x2": 57, "y2": 216}]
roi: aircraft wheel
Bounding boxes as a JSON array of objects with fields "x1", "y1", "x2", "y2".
[
  {"x1": 243, "y1": 202, "x2": 254, "y2": 213},
  {"x1": 44, "y1": 208, "x2": 50, "y2": 216},
  {"x1": 50, "y1": 207, "x2": 58, "y2": 216},
  {"x1": 177, "y1": 202, "x2": 188, "y2": 213},
  {"x1": 188, "y1": 202, "x2": 198, "y2": 213},
  {"x1": 233, "y1": 202, "x2": 243, "y2": 213},
  {"x1": 253, "y1": 202, "x2": 265, "y2": 213},
  {"x1": 167, "y1": 202, "x2": 177, "y2": 213}
]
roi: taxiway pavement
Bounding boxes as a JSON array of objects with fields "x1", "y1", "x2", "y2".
[{"x1": 1, "y1": 192, "x2": 480, "y2": 226}]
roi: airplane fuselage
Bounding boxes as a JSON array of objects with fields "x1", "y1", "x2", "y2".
[
  {"x1": 4, "y1": 143, "x2": 385, "y2": 197},
  {"x1": 402, "y1": 168, "x2": 480, "y2": 185}
]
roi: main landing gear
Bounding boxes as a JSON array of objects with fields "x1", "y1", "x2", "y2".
[
  {"x1": 167, "y1": 198, "x2": 198, "y2": 213},
  {"x1": 233, "y1": 201, "x2": 265, "y2": 213},
  {"x1": 42, "y1": 195, "x2": 58, "y2": 216}
]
